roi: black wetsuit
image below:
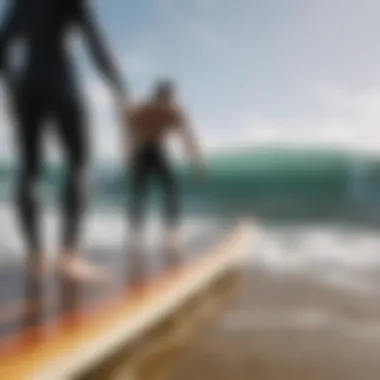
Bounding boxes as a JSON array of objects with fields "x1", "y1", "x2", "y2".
[
  {"x1": 0, "y1": 0, "x2": 125, "y2": 257},
  {"x1": 129, "y1": 142, "x2": 179, "y2": 231}
]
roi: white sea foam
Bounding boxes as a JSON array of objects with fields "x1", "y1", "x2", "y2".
[
  {"x1": 0, "y1": 205, "x2": 219, "y2": 263},
  {"x1": 245, "y1": 223, "x2": 380, "y2": 296}
]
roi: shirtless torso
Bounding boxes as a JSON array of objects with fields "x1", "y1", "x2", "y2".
[
  {"x1": 128, "y1": 101, "x2": 183, "y2": 147},
  {"x1": 125, "y1": 83, "x2": 202, "y2": 255}
]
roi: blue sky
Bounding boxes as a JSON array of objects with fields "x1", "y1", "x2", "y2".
[{"x1": 1, "y1": 0, "x2": 380, "y2": 163}]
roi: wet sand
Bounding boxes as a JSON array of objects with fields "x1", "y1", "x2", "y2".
[{"x1": 172, "y1": 265, "x2": 380, "y2": 380}]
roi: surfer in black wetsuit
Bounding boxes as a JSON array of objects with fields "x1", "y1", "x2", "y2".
[
  {"x1": 125, "y1": 80, "x2": 203, "y2": 260},
  {"x1": 0, "y1": 0, "x2": 127, "y2": 280}
]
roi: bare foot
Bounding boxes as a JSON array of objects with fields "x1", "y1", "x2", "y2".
[{"x1": 58, "y1": 255, "x2": 110, "y2": 284}]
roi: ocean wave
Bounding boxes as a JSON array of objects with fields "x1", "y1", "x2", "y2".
[{"x1": 246, "y1": 224, "x2": 380, "y2": 296}]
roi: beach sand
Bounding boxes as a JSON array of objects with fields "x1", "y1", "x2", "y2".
[{"x1": 172, "y1": 265, "x2": 380, "y2": 380}]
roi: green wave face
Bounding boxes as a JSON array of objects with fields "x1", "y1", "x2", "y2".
[{"x1": 0, "y1": 148, "x2": 379, "y2": 222}]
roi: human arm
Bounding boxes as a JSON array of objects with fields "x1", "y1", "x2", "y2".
[
  {"x1": 122, "y1": 104, "x2": 139, "y2": 167},
  {"x1": 77, "y1": 0, "x2": 127, "y2": 104},
  {"x1": 0, "y1": 0, "x2": 25, "y2": 75},
  {"x1": 175, "y1": 110, "x2": 205, "y2": 181}
]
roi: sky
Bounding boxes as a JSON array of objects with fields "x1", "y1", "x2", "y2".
[{"x1": 0, "y1": 0, "x2": 380, "y2": 164}]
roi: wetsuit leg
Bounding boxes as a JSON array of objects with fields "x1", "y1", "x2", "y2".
[
  {"x1": 53, "y1": 92, "x2": 89, "y2": 253},
  {"x1": 128, "y1": 148, "x2": 151, "y2": 232},
  {"x1": 154, "y1": 149, "x2": 180, "y2": 228},
  {"x1": 13, "y1": 91, "x2": 45, "y2": 258}
]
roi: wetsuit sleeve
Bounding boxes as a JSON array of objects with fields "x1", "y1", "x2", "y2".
[
  {"x1": 77, "y1": 0, "x2": 126, "y2": 98},
  {"x1": 0, "y1": 0, "x2": 24, "y2": 73}
]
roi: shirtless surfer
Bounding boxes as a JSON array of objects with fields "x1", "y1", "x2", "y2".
[{"x1": 125, "y1": 79, "x2": 204, "y2": 263}]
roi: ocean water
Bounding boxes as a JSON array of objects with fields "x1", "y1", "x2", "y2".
[
  {"x1": 1, "y1": 147, "x2": 380, "y2": 222},
  {"x1": 248, "y1": 222, "x2": 380, "y2": 296},
  {"x1": 2, "y1": 148, "x2": 380, "y2": 375},
  {"x1": 192, "y1": 222, "x2": 380, "y2": 380},
  {"x1": 1, "y1": 147, "x2": 380, "y2": 255},
  {"x1": 0, "y1": 206, "x2": 224, "y2": 264},
  {"x1": 1, "y1": 148, "x2": 379, "y2": 293},
  {"x1": 173, "y1": 219, "x2": 380, "y2": 379}
]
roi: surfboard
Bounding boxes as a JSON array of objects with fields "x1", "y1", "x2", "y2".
[{"x1": 0, "y1": 221, "x2": 252, "y2": 380}]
